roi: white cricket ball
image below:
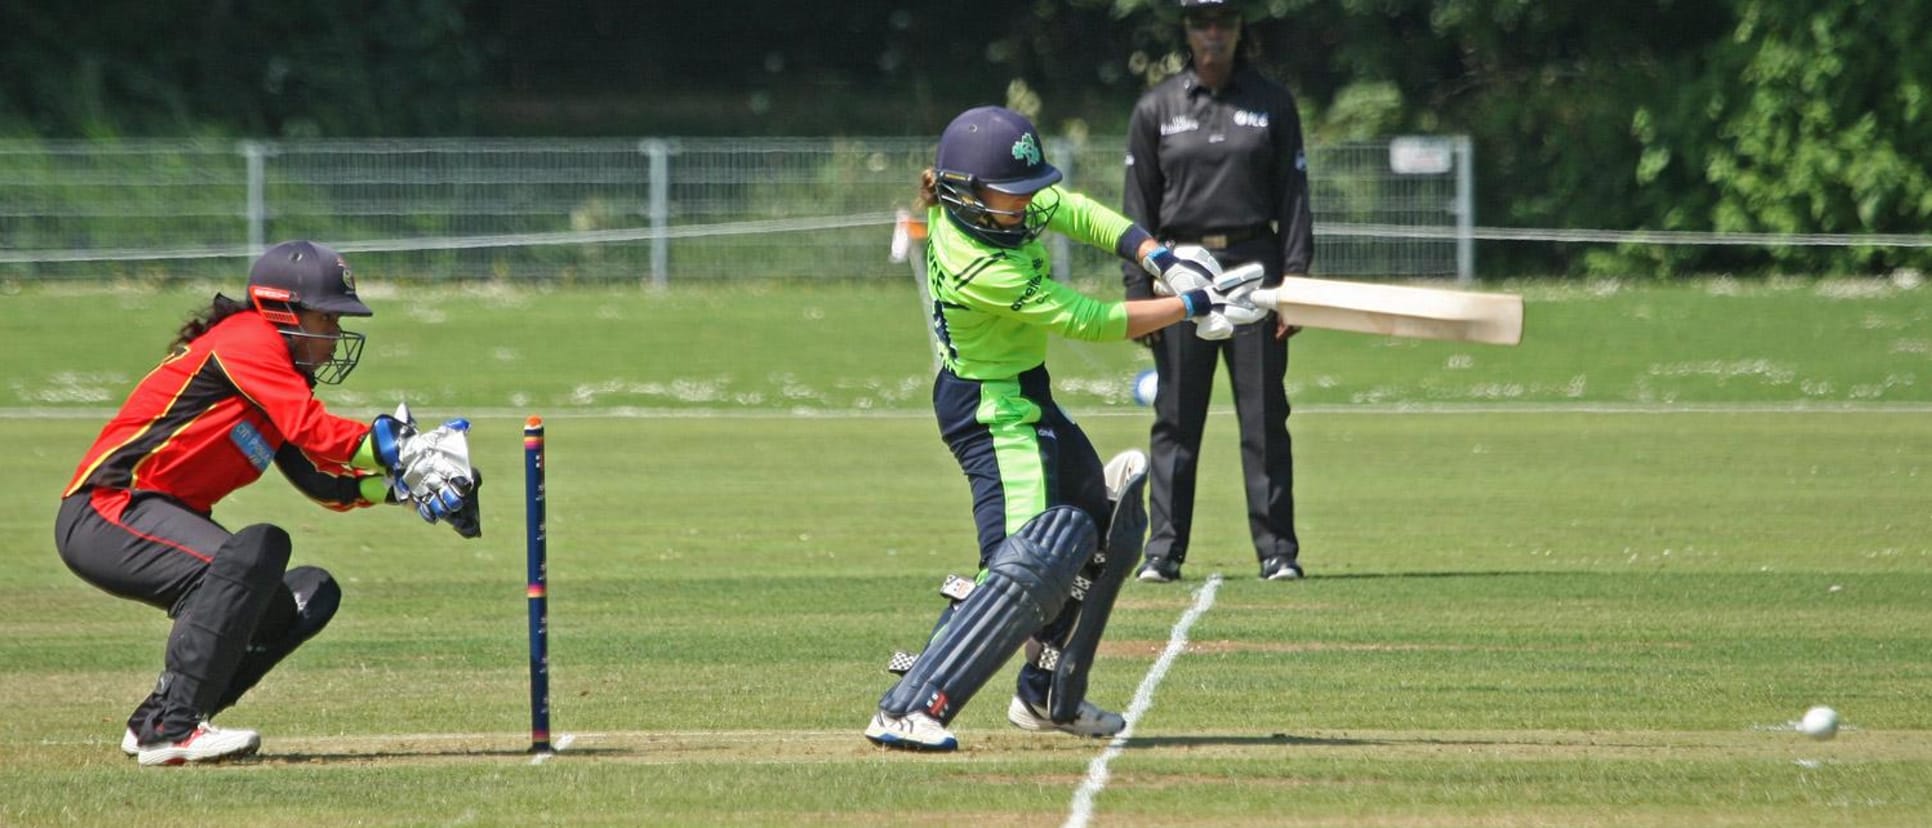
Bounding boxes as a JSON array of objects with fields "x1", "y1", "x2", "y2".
[
  {"x1": 1132, "y1": 368, "x2": 1159, "y2": 406},
  {"x1": 1798, "y1": 705, "x2": 1840, "y2": 740}
]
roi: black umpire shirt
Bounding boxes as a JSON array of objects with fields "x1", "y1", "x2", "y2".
[{"x1": 1121, "y1": 64, "x2": 1314, "y2": 293}]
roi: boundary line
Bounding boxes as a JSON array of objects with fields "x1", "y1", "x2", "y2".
[{"x1": 1063, "y1": 573, "x2": 1224, "y2": 828}]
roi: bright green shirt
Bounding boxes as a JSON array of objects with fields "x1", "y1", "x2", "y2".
[{"x1": 925, "y1": 186, "x2": 1134, "y2": 380}]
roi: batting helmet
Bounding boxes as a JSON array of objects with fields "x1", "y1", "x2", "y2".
[
  {"x1": 933, "y1": 106, "x2": 1063, "y2": 248},
  {"x1": 247, "y1": 240, "x2": 371, "y2": 384}
]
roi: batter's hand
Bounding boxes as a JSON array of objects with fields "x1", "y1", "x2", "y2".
[
  {"x1": 1209, "y1": 265, "x2": 1265, "y2": 326},
  {"x1": 1139, "y1": 245, "x2": 1217, "y2": 296}
]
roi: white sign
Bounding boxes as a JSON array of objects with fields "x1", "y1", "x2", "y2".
[{"x1": 1389, "y1": 136, "x2": 1454, "y2": 175}]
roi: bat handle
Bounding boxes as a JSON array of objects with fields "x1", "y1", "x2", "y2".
[{"x1": 1248, "y1": 288, "x2": 1280, "y2": 310}]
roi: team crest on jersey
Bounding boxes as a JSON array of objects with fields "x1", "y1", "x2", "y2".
[
  {"x1": 1011, "y1": 132, "x2": 1043, "y2": 167},
  {"x1": 229, "y1": 421, "x2": 275, "y2": 471}
]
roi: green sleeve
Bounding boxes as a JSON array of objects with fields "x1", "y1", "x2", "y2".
[
  {"x1": 1041, "y1": 186, "x2": 1137, "y2": 255},
  {"x1": 350, "y1": 434, "x2": 384, "y2": 472},
  {"x1": 358, "y1": 475, "x2": 394, "y2": 504}
]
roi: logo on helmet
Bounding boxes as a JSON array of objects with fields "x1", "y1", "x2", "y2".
[
  {"x1": 1011, "y1": 133, "x2": 1043, "y2": 167},
  {"x1": 337, "y1": 258, "x2": 356, "y2": 293}
]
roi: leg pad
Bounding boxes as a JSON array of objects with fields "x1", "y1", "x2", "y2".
[{"x1": 878, "y1": 507, "x2": 1096, "y2": 724}]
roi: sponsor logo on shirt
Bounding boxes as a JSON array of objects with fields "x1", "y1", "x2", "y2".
[
  {"x1": 1010, "y1": 272, "x2": 1044, "y2": 311},
  {"x1": 230, "y1": 421, "x2": 275, "y2": 471},
  {"x1": 1234, "y1": 109, "x2": 1270, "y2": 128},
  {"x1": 1160, "y1": 115, "x2": 1200, "y2": 136}
]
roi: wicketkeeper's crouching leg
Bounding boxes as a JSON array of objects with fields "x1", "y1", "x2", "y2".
[
  {"x1": 125, "y1": 524, "x2": 292, "y2": 765},
  {"x1": 866, "y1": 506, "x2": 1098, "y2": 751},
  {"x1": 211, "y1": 564, "x2": 342, "y2": 713}
]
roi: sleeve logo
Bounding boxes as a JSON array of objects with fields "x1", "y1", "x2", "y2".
[{"x1": 229, "y1": 421, "x2": 276, "y2": 471}]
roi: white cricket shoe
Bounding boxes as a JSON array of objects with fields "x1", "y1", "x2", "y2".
[
  {"x1": 863, "y1": 710, "x2": 958, "y2": 752},
  {"x1": 135, "y1": 721, "x2": 261, "y2": 766},
  {"x1": 1007, "y1": 696, "x2": 1125, "y2": 738},
  {"x1": 121, "y1": 728, "x2": 140, "y2": 756}
]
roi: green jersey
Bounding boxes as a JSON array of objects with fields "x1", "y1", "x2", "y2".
[{"x1": 926, "y1": 186, "x2": 1136, "y2": 379}]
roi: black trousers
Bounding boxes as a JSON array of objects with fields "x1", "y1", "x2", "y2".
[
  {"x1": 54, "y1": 489, "x2": 330, "y2": 741},
  {"x1": 1144, "y1": 244, "x2": 1299, "y2": 566}
]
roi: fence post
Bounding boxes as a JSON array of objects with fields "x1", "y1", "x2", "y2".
[
  {"x1": 1454, "y1": 136, "x2": 1475, "y2": 284},
  {"x1": 641, "y1": 139, "x2": 671, "y2": 289},
  {"x1": 242, "y1": 141, "x2": 267, "y2": 254}
]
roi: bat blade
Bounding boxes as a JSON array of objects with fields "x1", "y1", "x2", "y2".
[{"x1": 1250, "y1": 277, "x2": 1523, "y2": 346}]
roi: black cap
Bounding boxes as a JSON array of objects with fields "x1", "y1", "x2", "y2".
[
  {"x1": 935, "y1": 106, "x2": 1062, "y2": 196},
  {"x1": 247, "y1": 240, "x2": 372, "y2": 317},
  {"x1": 1162, "y1": 0, "x2": 1255, "y2": 20}
]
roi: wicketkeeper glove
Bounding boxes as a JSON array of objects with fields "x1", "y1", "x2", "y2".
[{"x1": 370, "y1": 403, "x2": 483, "y2": 539}]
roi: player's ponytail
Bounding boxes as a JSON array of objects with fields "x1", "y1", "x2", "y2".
[
  {"x1": 915, "y1": 168, "x2": 940, "y2": 209},
  {"x1": 170, "y1": 293, "x2": 250, "y2": 354}
]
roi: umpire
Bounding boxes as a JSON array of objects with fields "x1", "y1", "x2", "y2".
[{"x1": 1122, "y1": 0, "x2": 1314, "y2": 582}]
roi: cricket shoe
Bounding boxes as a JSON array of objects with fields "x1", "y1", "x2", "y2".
[
  {"x1": 1007, "y1": 696, "x2": 1125, "y2": 738},
  {"x1": 1136, "y1": 556, "x2": 1181, "y2": 583},
  {"x1": 1260, "y1": 555, "x2": 1304, "y2": 581},
  {"x1": 136, "y1": 721, "x2": 261, "y2": 767},
  {"x1": 121, "y1": 728, "x2": 140, "y2": 756},
  {"x1": 864, "y1": 710, "x2": 958, "y2": 752}
]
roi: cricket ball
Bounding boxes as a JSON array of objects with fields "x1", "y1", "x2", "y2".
[
  {"x1": 1132, "y1": 368, "x2": 1158, "y2": 406},
  {"x1": 1799, "y1": 705, "x2": 1840, "y2": 741}
]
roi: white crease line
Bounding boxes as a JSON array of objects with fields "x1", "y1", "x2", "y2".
[
  {"x1": 528, "y1": 732, "x2": 575, "y2": 765},
  {"x1": 1063, "y1": 573, "x2": 1223, "y2": 828}
]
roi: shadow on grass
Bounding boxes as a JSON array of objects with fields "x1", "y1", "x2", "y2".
[
  {"x1": 1304, "y1": 571, "x2": 1589, "y2": 581},
  {"x1": 1122, "y1": 733, "x2": 1379, "y2": 749},
  {"x1": 254, "y1": 746, "x2": 636, "y2": 764}
]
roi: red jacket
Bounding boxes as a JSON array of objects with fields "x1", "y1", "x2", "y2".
[{"x1": 66, "y1": 311, "x2": 378, "y2": 514}]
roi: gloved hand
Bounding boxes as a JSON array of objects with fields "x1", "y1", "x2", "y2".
[
  {"x1": 1209, "y1": 263, "x2": 1267, "y2": 326},
  {"x1": 1141, "y1": 245, "x2": 1235, "y2": 339},
  {"x1": 1139, "y1": 244, "x2": 1216, "y2": 296},
  {"x1": 441, "y1": 467, "x2": 483, "y2": 539},
  {"x1": 370, "y1": 403, "x2": 482, "y2": 537}
]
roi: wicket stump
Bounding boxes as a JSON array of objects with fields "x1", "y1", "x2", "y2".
[{"x1": 524, "y1": 415, "x2": 552, "y2": 753}]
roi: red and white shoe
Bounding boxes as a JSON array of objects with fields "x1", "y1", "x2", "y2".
[
  {"x1": 121, "y1": 728, "x2": 141, "y2": 756},
  {"x1": 135, "y1": 722, "x2": 261, "y2": 766}
]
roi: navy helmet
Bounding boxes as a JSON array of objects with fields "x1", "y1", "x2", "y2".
[
  {"x1": 248, "y1": 240, "x2": 372, "y2": 318},
  {"x1": 247, "y1": 240, "x2": 370, "y2": 384},
  {"x1": 933, "y1": 106, "x2": 1063, "y2": 248}
]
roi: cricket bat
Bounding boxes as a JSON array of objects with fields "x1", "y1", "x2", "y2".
[{"x1": 1248, "y1": 276, "x2": 1524, "y2": 346}]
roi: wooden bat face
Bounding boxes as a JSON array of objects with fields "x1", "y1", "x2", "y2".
[{"x1": 1249, "y1": 277, "x2": 1523, "y2": 346}]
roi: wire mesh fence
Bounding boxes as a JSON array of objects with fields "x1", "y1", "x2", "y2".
[{"x1": 0, "y1": 137, "x2": 1468, "y2": 285}]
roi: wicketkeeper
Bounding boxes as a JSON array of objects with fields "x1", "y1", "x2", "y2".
[
  {"x1": 866, "y1": 106, "x2": 1262, "y2": 751},
  {"x1": 54, "y1": 240, "x2": 483, "y2": 766}
]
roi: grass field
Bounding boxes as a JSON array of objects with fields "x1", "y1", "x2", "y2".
[{"x1": 2, "y1": 278, "x2": 1929, "y2": 826}]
